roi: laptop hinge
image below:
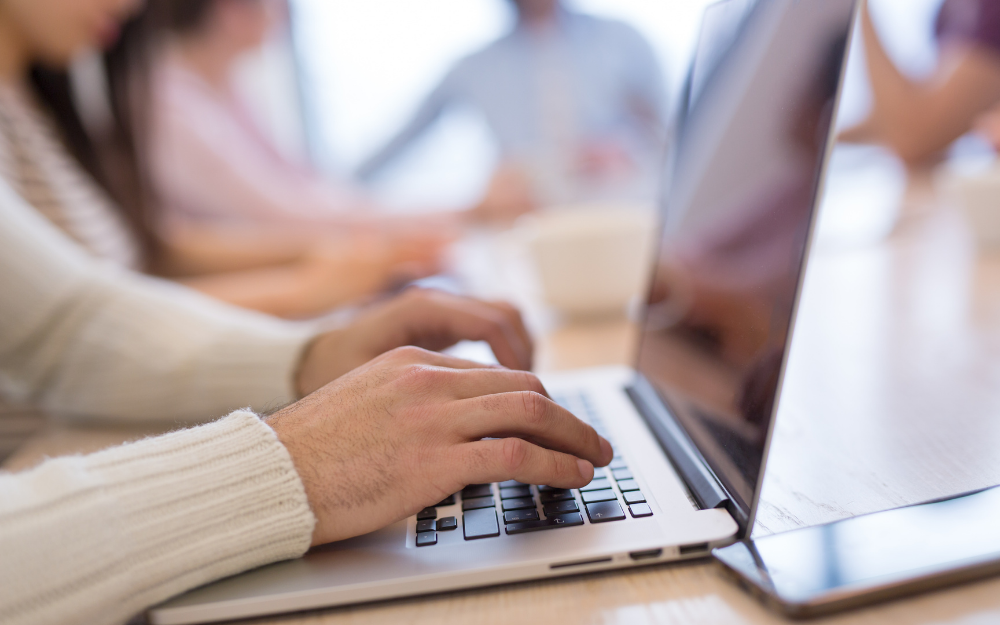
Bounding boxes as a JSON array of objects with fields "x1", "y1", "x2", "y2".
[{"x1": 626, "y1": 377, "x2": 733, "y2": 513}]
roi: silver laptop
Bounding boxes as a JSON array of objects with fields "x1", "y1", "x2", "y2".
[{"x1": 150, "y1": 1, "x2": 858, "y2": 622}]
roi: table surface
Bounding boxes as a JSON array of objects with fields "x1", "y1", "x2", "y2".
[{"x1": 7, "y1": 166, "x2": 1000, "y2": 625}]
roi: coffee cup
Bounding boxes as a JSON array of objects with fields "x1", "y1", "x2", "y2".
[{"x1": 519, "y1": 205, "x2": 658, "y2": 318}]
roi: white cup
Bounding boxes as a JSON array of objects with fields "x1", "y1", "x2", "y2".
[{"x1": 520, "y1": 205, "x2": 658, "y2": 318}]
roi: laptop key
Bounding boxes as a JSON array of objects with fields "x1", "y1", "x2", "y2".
[
  {"x1": 416, "y1": 507, "x2": 436, "y2": 521},
  {"x1": 609, "y1": 458, "x2": 628, "y2": 470},
  {"x1": 586, "y1": 501, "x2": 626, "y2": 523},
  {"x1": 580, "y1": 478, "x2": 611, "y2": 492},
  {"x1": 505, "y1": 512, "x2": 584, "y2": 535},
  {"x1": 462, "y1": 496, "x2": 495, "y2": 511},
  {"x1": 464, "y1": 508, "x2": 500, "y2": 540},
  {"x1": 499, "y1": 480, "x2": 528, "y2": 489},
  {"x1": 612, "y1": 469, "x2": 633, "y2": 481},
  {"x1": 623, "y1": 490, "x2": 646, "y2": 505},
  {"x1": 616, "y1": 479, "x2": 640, "y2": 492},
  {"x1": 629, "y1": 503, "x2": 653, "y2": 518},
  {"x1": 436, "y1": 516, "x2": 458, "y2": 531},
  {"x1": 462, "y1": 484, "x2": 492, "y2": 499},
  {"x1": 581, "y1": 489, "x2": 617, "y2": 504},
  {"x1": 504, "y1": 509, "x2": 539, "y2": 524},
  {"x1": 499, "y1": 485, "x2": 532, "y2": 500},
  {"x1": 539, "y1": 489, "x2": 574, "y2": 503},
  {"x1": 416, "y1": 519, "x2": 436, "y2": 533},
  {"x1": 436, "y1": 494, "x2": 456, "y2": 507},
  {"x1": 542, "y1": 500, "x2": 579, "y2": 516},
  {"x1": 501, "y1": 497, "x2": 535, "y2": 511},
  {"x1": 416, "y1": 531, "x2": 437, "y2": 547}
]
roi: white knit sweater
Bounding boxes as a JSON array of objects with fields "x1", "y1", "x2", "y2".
[{"x1": 0, "y1": 179, "x2": 318, "y2": 623}]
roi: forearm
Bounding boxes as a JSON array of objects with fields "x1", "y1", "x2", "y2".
[
  {"x1": 0, "y1": 182, "x2": 315, "y2": 421},
  {"x1": 0, "y1": 411, "x2": 316, "y2": 625},
  {"x1": 859, "y1": 7, "x2": 1000, "y2": 161},
  {"x1": 154, "y1": 225, "x2": 313, "y2": 276},
  {"x1": 177, "y1": 262, "x2": 351, "y2": 319}
]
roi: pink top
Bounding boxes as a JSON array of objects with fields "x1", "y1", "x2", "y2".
[{"x1": 149, "y1": 57, "x2": 369, "y2": 229}]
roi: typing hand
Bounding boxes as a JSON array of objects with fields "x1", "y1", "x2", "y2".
[
  {"x1": 295, "y1": 289, "x2": 533, "y2": 396},
  {"x1": 269, "y1": 346, "x2": 614, "y2": 546}
]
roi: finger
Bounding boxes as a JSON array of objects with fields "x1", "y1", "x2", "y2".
[
  {"x1": 429, "y1": 367, "x2": 550, "y2": 400},
  {"x1": 406, "y1": 290, "x2": 533, "y2": 371},
  {"x1": 383, "y1": 345, "x2": 501, "y2": 371},
  {"x1": 486, "y1": 300, "x2": 533, "y2": 368},
  {"x1": 436, "y1": 295, "x2": 532, "y2": 371},
  {"x1": 458, "y1": 438, "x2": 595, "y2": 490},
  {"x1": 450, "y1": 391, "x2": 612, "y2": 466}
]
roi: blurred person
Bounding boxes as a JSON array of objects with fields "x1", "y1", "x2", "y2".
[
  {"x1": 0, "y1": 0, "x2": 454, "y2": 320},
  {"x1": 0, "y1": 7, "x2": 612, "y2": 621},
  {"x1": 0, "y1": 170, "x2": 614, "y2": 624},
  {"x1": 841, "y1": 0, "x2": 1000, "y2": 163},
  {"x1": 357, "y1": 0, "x2": 668, "y2": 206},
  {"x1": 148, "y1": 0, "x2": 533, "y2": 230}
]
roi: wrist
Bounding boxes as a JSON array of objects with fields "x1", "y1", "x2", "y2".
[{"x1": 294, "y1": 329, "x2": 353, "y2": 397}]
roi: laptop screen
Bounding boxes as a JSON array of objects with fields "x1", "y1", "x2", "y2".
[
  {"x1": 636, "y1": 0, "x2": 856, "y2": 517},
  {"x1": 688, "y1": 0, "x2": 756, "y2": 110}
]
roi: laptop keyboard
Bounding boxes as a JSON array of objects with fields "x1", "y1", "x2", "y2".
[{"x1": 411, "y1": 392, "x2": 653, "y2": 547}]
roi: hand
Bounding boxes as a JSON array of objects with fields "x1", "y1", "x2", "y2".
[
  {"x1": 295, "y1": 289, "x2": 534, "y2": 396},
  {"x1": 975, "y1": 104, "x2": 1000, "y2": 149},
  {"x1": 298, "y1": 231, "x2": 447, "y2": 312},
  {"x1": 470, "y1": 164, "x2": 537, "y2": 224},
  {"x1": 269, "y1": 346, "x2": 614, "y2": 546}
]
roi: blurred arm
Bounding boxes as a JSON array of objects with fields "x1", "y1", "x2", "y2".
[
  {"x1": 152, "y1": 88, "x2": 374, "y2": 227},
  {"x1": 621, "y1": 25, "x2": 669, "y2": 144},
  {"x1": 355, "y1": 72, "x2": 456, "y2": 181},
  {"x1": 842, "y1": 3, "x2": 1000, "y2": 162},
  {"x1": 0, "y1": 179, "x2": 314, "y2": 422}
]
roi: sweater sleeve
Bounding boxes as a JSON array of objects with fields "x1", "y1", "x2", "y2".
[
  {"x1": 0, "y1": 410, "x2": 316, "y2": 625},
  {"x1": 0, "y1": 178, "x2": 316, "y2": 422}
]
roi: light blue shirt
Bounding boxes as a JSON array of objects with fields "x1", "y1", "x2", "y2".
[{"x1": 358, "y1": 8, "x2": 668, "y2": 202}]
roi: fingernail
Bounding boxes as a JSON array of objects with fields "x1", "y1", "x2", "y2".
[
  {"x1": 577, "y1": 458, "x2": 594, "y2": 481},
  {"x1": 599, "y1": 436, "x2": 614, "y2": 463}
]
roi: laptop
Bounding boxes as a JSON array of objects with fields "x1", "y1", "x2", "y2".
[
  {"x1": 687, "y1": 0, "x2": 756, "y2": 111},
  {"x1": 150, "y1": 1, "x2": 859, "y2": 622}
]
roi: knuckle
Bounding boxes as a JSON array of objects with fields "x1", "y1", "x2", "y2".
[
  {"x1": 500, "y1": 437, "x2": 529, "y2": 472},
  {"x1": 516, "y1": 370, "x2": 545, "y2": 396},
  {"x1": 392, "y1": 345, "x2": 429, "y2": 362},
  {"x1": 519, "y1": 391, "x2": 549, "y2": 427},
  {"x1": 396, "y1": 363, "x2": 445, "y2": 393}
]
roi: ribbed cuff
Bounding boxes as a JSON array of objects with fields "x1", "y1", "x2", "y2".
[{"x1": 0, "y1": 411, "x2": 316, "y2": 625}]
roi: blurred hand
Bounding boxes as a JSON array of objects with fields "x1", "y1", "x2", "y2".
[
  {"x1": 269, "y1": 346, "x2": 614, "y2": 546},
  {"x1": 575, "y1": 140, "x2": 635, "y2": 179},
  {"x1": 296, "y1": 230, "x2": 452, "y2": 314},
  {"x1": 471, "y1": 163, "x2": 537, "y2": 224},
  {"x1": 975, "y1": 104, "x2": 1000, "y2": 149},
  {"x1": 295, "y1": 288, "x2": 533, "y2": 396}
]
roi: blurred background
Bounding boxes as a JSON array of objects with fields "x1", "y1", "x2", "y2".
[
  {"x1": 5, "y1": 0, "x2": 999, "y2": 460},
  {"x1": 238, "y1": 0, "x2": 950, "y2": 210}
]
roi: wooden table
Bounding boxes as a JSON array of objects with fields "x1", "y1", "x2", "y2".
[{"x1": 7, "y1": 167, "x2": 1000, "y2": 624}]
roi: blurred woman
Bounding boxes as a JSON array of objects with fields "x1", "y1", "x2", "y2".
[
  {"x1": 0, "y1": 0, "x2": 451, "y2": 319},
  {"x1": 148, "y1": 0, "x2": 534, "y2": 229},
  {"x1": 842, "y1": 0, "x2": 1000, "y2": 163}
]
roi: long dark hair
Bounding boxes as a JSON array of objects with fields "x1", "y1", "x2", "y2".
[
  {"x1": 27, "y1": 10, "x2": 160, "y2": 266},
  {"x1": 26, "y1": 2, "x2": 221, "y2": 269}
]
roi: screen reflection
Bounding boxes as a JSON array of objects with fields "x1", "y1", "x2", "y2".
[{"x1": 637, "y1": 0, "x2": 856, "y2": 511}]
